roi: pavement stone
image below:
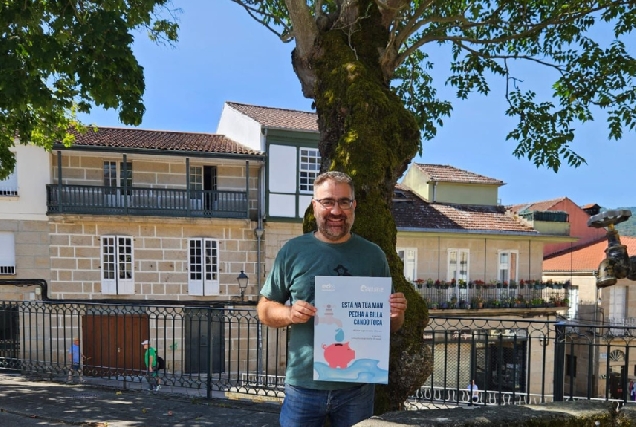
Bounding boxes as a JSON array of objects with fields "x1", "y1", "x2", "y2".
[{"x1": 0, "y1": 373, "x2": 281, "y2": 426}]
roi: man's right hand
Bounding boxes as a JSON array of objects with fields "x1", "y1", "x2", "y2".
[{"x1": 289, "y1": 300, "x2": 317, "y2": 325}]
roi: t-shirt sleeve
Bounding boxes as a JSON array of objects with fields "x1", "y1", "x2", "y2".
[{"x1": 260, "y1": 244, "x2": 290, "y2": 303}]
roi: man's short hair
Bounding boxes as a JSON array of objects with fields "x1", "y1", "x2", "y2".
[{"x1": 313, "y1": 171, "x2": 355, "y2": 198}]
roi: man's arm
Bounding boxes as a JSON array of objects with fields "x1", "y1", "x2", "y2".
[
  {"x1": 389, "y1": 292, "x2": 407, "y2": 332},
  {"x1": 257, "y1": 296, "x2": 317, "y2": 328},
  {"x1": 148, "y1": 355, "x2": 154, "y2": 372}
]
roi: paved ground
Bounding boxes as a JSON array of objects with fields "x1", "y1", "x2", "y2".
[{"x1": 0, "y1": 373, "x2": 281, "y2": 426}]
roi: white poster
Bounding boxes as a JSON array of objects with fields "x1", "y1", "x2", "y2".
[{"x1": 313, "y1": 276, "x2": 391, "y2": 384}]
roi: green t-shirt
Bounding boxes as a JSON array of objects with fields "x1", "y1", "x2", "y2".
[
  {"x1": 144, "y1": 347, "x2": 157, "y2": 369},
  {"x1": 260, "y1": 232, "x2": 391, "y2": 390}
]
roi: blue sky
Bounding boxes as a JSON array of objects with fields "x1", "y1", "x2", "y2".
[{"x1": 80, "y1": 1, "x2": 636, "y2": 209}]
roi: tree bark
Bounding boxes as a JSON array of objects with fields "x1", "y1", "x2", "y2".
[{"x1": 295, "y1": 0, "x2": 432, "y2": 412}]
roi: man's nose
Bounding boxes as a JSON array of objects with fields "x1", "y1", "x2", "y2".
[{"x1": 330, "y1": 202, "x2": 343, "y2": 214}]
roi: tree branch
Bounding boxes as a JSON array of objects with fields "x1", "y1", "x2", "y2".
[{"x1": 284, "y1": 0, "x2": 318, "y2": 60}]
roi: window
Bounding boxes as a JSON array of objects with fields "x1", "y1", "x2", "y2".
[
  {"x1": 448, "y1": 249, "x2": 469, "y2": 282},
  {"x1": 0, "y1": 166, "x2": 18, "y2": 196},
  {"x1": 498, "y1": 251, "x2": 518, "y2": 283},
  {"x1": 101, "y1": 236, "x2": 134, "y2": 294},
  {"x1": 0, "y1": 233, "x2": 16, "y2": 275},
  {"x1": 188, "y1": 238, "x2": 219, "y2": 296},
  {"x1": 299, "y1": 148, "x2": 320, "y2": 193},
  {"x1": 103, "y1": 161, "x2": 132, "y2": 195},
  {"x1": 397, "y1": 248, "x2": 417, "y2": 283}
]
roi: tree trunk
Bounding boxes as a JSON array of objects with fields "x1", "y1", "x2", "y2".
[{"x1": 295, "y1": 0, "x2": 432, "y2": 413}]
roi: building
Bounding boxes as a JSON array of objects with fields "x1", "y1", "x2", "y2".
[
  {"x1": 508, "y1": 197, "x2": 606, "y2": 257},
  {"x1": 1, "y1": 127, "x2": 266, "y2": 376},
  {"x1": 544, "y1": 235, "x2": 636, "y2": 398}
]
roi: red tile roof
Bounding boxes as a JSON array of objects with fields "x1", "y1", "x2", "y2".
[
  {"x1": 66, "y1": 127, "x2": 264, "y2": 156},
  {"x1": 227, "y1": 102, "x2": 318, "y2": 132},
  {"x1": 543, "y1": 236, "x2": 636, "y2": 271},
  {"x1": 393, "y1": 185, "x2": 537, "y2": 234},
  {"x1": 413, "y1": 164, "x2": 504, "y2": 185},
  {"x1": 508, "y1": 197, "x2": 567, "y2": 214}
]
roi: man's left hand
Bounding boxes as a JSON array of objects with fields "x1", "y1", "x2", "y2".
[{"x1": 389, "y1": 292, "x2": 407, "y2": 317}]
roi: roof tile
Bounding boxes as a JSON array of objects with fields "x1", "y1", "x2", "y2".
[
  {"x1": 507, "y1": 197, "x2": 567, "y2": 214},
  {"x1": 543, "y1": 236, "x2": 636, "y2": 271},
  {"x1": 414, "y1": 163, "x2": 504, "y2": 185},
  {"x1": 68, "y1": 127, "x2": 263, "y2": 156},
  {"x1": 393, "y1": 185, "x2": 536, "y2": 233},
  {"x1": 227, "y1": 102, "x2": 318, "y2": 132}
]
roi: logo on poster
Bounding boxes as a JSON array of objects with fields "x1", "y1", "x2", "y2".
[
  {"x1": 321, "y1": 283, "x2": 336, "y2": 291},
  {"x1": 360, "y1": 285, "x2": 385, "y2": 293}
]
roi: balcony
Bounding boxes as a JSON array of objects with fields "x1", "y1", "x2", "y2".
[
  {"x1": 413, "y1": 280, "x2": 571, "y2": 316},
  {"x1": 46, "y1": 184, "x2": 249, "y2": 219}
]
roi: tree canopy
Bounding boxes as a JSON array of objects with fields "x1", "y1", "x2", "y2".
[
  {"x1": 231, "y1": 0, "x2": 636, "y2": 172},
  {"x1": 0, "y1": 0, "x2": 178, "y2": 179}
]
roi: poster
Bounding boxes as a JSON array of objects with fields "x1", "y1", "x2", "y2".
[{"x1": 313, "y1": 276, "x2": 391, "y2": 384}]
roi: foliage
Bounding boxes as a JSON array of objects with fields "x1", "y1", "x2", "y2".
[
  {"x1": 614, "y1": 207, "x2": 636, "y2": 237},
  {"x1": 0, "y1": 1, "x2": 179, "y2": 179},
  {"x1": 229, "y1": 0, "x2": 636, "y2": 172}
]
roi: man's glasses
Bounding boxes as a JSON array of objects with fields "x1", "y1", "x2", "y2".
[{"x1": 313, "y1": 198, "x2": 355, "y2": 210}]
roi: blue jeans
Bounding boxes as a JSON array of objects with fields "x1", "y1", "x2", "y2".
[{"x1": 280, "y1": 383, "x2": 375, "y2": 427}]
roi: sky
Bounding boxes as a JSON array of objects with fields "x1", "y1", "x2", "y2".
[{"x1": 79, "y1": 1, "x2": 636, "y2": 209}]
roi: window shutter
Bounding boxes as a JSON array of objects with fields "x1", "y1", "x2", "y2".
[
  {"x1": 188, "y1": 239, "x2": 204, "y2": 296},
  {"x1": 101, "y1": 237, "x2": 117, "y2": 294},
  {"x1": 117, "y1": 237, "x2": 134, "y2": 294},
  {"x1": 202, "y1": 239, "x2": 219, "y2": 295}
]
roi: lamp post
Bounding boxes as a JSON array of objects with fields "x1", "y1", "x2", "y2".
[{"x1": 237, "y1": 270, "x2": 249, "y2": 301}]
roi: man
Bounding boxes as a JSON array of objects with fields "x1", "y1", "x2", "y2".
[
  {"x1": 467, "y1": 379, "x2": 479, "y2": 405},
  {"x1": 142, "y1": 339, "x2": 161, "y2": 392},
  {"x1": 67, "y1": 337, "x2": 83, "y2": 383},
  {"x1": 257, "y1": 171, "x2": 408, "y2": 427}
]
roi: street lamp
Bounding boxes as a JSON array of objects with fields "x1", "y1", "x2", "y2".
[{"x1": 237, "y1": 270, "x2": 249, "y2": 301}]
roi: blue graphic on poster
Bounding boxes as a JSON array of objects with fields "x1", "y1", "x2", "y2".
[{"x1": 313, "y1": 276, "x2": 391, "y2": 384}]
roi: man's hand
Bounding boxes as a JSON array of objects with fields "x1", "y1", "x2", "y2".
[
  {"x1": 257, "y1": 297, "x2": 317, "y2": 328},
  {"x1": 288, "y1": 300, "x2": 317, "y2": 325},
  {"x1": 389, "y1": 292, "x2": 407, "y2": 332}
]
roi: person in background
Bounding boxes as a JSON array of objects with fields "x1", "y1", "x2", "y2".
[
  {"x1": 67, "y1": 337, "x2": 83, "y2": 383},
  {"x1": 467, "y1": 379, "x2": 480, "y2": 405},
  {"x1": 142, "y1": 339, "x2": 161, "y2": 392},
  {"x1": 629, "y1": 379, "x2": 635, "y2": 401},
  {"x1": 257, "y1": 171, "x2": 408, "y2": 427}
]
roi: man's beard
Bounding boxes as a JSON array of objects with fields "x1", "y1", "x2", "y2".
[{"x1": 317, "y1": 214, "x2": 352, "y2": 241}]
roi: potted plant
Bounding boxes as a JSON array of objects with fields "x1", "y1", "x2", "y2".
[
  {"x1": 414, "y1": 278, "x2": 425, "y2": 289},
  {"x1": 458, "y1": 279, "x2": 467, "y2": 289},
  {"x1": 509, "y1": 279, "x2": 517, "y2": 289},
  {"x1": 450, "y1": 295, "x2": 458, "y2": 308},
  {"x1": 471, "y1": 296, "x2": 483, "y2": 309},
  {"x1": 426, "y1": 278, "x2": 434, "y2": 288},
  {"x1": 519, "y1": 279, "x2": 526, "y2": 289}
]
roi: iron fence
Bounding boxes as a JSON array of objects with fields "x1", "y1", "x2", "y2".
[{"x1": 1, "y1": 300, "x2": 635, "y2": 408}]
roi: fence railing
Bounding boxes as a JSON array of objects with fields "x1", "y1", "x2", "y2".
[
  {"x1": 1, "y1": 300, "x2": 635, "y2": 408},
  {"x1": 46, "y1": 184, "x2": 249, "y2": 219},
  {"x1": 413, "y1": 284, "x2": 570, "y2": 310}
]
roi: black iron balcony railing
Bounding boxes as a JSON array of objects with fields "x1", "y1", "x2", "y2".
[
  {"x1": 413, "y1": 283, "x2": 571, "y2": 311},
  {"x1": 46, "y1": 184, "x2": 249, "y2": 219},
  {"x1": 0, "y1": 299, "x2": 634, "y2": 408}
]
